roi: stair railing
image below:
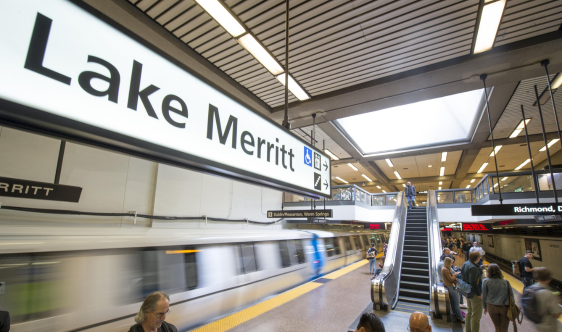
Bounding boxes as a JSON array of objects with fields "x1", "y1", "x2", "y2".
[
  {"x1": 372, "y1": 191, "x2": 407, "y2": 311},
  {"x1": 427, "y1": 189, "x2": 450, "y2": 320}
]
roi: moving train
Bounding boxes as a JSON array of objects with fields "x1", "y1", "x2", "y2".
[{"x1": 0, "y1": 225, "x2": 385, "y2": 331}]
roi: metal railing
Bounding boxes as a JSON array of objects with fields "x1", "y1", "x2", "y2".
[
  {"x1": 372, "y1": 191, "x2": 407, "y2": 311},
  {"x1": 284, "y1": 184, "x2": 400, "y2": 207},
  {"x1": 427, "y1": 190, "x2": 450, "y2": 320},
  {"x1": 435, "y1": 169, "x2": 562, "y2": 204}
]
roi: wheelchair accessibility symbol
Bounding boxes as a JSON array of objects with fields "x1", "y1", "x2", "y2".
[{"x1": 304, "y1": 147, "x2": 312, "y2": 167}]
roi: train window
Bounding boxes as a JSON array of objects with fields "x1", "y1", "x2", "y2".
[
  {"x1": 278, "y1": 240, "x2": 305, "y2": 267},
  {"x1": 0, "y1": 253, "x2": 70, "y2": 324},
  {"x1": 278, "y1": 241, "x2": 292, "y2": 267},
  {"x1": 352, "y1": 236, "x2": 362, "y2": 250},
  {"x1": 343, "y1": 237, "x2": 352, "y2": 252},
  {"x1": 292, "y1": 240, "x2": 305, "y2": 264},
  {"x1": 324, "y1": 237, "x2": 341, "y2": 257},
  {"x1": 238, "y1": 243, "x2": 258, "y2": 274}
]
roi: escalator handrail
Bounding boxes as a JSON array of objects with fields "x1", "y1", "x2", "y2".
[
  {"x1": 372, "y1": 191, "x2": 407, "y2": 308},
  {"x1": 427, "y1": 189, "x2": 450, "y2": 318}
]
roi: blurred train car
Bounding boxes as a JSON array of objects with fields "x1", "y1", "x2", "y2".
[{"x1": 0, "y1": 226, "x2": 381, "y2": 331}]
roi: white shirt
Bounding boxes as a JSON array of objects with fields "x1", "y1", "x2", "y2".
[{"x1": 469, "y1": 246, "x2": 486, "y2": 257}]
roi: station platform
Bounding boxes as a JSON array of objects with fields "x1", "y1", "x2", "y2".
[
  {"x1": 189, "y1": 254, "x2": 562, "y2": 332},
  {"x1": 189, "y1": 257, "x2": 450, "y2": 332}
]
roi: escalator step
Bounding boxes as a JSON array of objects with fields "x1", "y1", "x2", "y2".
[
  {"x1": 400, "y1": 280, "x2": 429, "y2": 287},
  {"x1": 398, "y1": 296, "x2": 431, "y2": 305}
]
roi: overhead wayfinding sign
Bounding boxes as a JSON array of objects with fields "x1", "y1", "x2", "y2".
[
  {"x1": 267, "y1": 210, "x2": 333, "y2": 218},
  {"x1": 0, "y1": 176, "x2": 82, "y2": 202},
  {"x1": 472, "y1": 204, "x2": 562, "y2": 216},
  {"x1": 0, "y1": 1, "x2": 331, "y2": 199}
]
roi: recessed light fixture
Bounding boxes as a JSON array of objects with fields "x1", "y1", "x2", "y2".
[
  {"x1": 440, "y1": 167, "x2": 445, "y2": 176},
  {"x1": 493, "y1": 183, "x2": 498, "y2": 188},
  {"x1": 347, "y1": 163, "x2": 358, "y2": 171},
  {"x1": 385, "y1": 159, "x2": 394, "y2": 167},
  {"x1": 275, "y1": 73, "x2": 310, "y2": 101},
  {"x1": 382, "y1": 190, "x2": 387, "y2": 193},
  {"x1": 539, "y1": 139, "x2": 560, "y2": 152},
  {"x1": 509, "y1": 119, "x2": 531, "y2": 138},
  {"x1": 501, "y1": 177, "x2": 508, "y2": 181},
  {"x1": 470, "y1": 179, "x2": 475, "y2": 183},
  {"x1": 335, "y1": 176, "x2": 348, "y2": 184},
  {"x1": 428, "y1": 165, "x2": 432, "y2": 168},
  {"x1": 376, "y1": 186, "x2": 381, "y2": 189},
  {"x1": 466, "y1": 185, "x2": 471, "y2": 188},
  {"x1": 515, "y1": 159, "x2": 530, "y2": 170},
  {"x1": 473, "y1": 0, "x2": 506, "y2": 54},
  {"x1": 477, "y1": 163, "x2": 488, "y2": 173},
  {"x1": 324, "y1": 149, "x2": 339, "y2": 160},
  {"x1": 438, "y1": 187, "x2": 442, "y2": 190},
  {"x1": 489, "y1": 145, "x2": 502, "y2": 157},
  {"x1": 441, "y1": 152, "x2": 447, "y2": 162},
  {"x1": 439, "y1": 181, "x2": 442, "y2": 185},
  {"x1": 195, "y1": 0, "x2": 246, "y2": 37},
  {"x1": 362, "y1": 174, "x2": 372, "y2": 182},
  {"x1": 402, "y1": 184, "x2": 406, "y2": 187},
  {"x1": 237, "y1": 34, "x2": 284, "y2": 75},
  {"x1": 394, "y1": 171, "x2": 402, "y2": 180}
]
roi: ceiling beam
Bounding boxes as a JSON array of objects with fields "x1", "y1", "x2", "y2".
[
  {"x1": 452, "y1": 149, "x2": 481, "y2": 188},
  {"x1": 272, "y1": 32, "x2": 562, "y2": 127}
]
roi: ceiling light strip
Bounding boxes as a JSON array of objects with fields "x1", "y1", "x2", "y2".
[
  {"x1": 362, "y1": 174, "x2": 372, "y2": 182},
  {"x1": 441, "y1": 152, "x2": 447, "y2": 162},
  {"x1": 489, "y1": 145, "x2": 502, "y2": 157},
  {"x1": 440, "y1": 167, "x2": 445, "y2": 176},
  {"x1": 473, "y1": 0, "x2": 506, "y2": 54},
  {"x1": 385, "y1": 159, "x2": 394, "y2": 167},
  {"x1": 196, "y1": 0, "x2": 310, "y2": 100},
  {"x1": 539, "y1": 139, "x2": 560, "y2": 152},
  {"x1": 347, "y1": 163, "x2": 358, "y2": 171},
  {"x1": 335, "y1": 176, "x2": 348, "y2": 184},
  {"x1": 515, "y1": 159, "x2": 530, "y2": 170},
  {"x1": 324, "y1": 149, "x2": 339, "y2": 160},
  {"x1": 477, "y1": 163, "x2": 488, "y2": 173},
  {"x1": 394, "y1": 171, "x2": 402, "y2": 180},
  {"x1": 509, "y1": 119, "x2": 531, "y2": 138}
]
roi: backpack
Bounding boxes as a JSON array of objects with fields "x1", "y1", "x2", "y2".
[
  {"x1": 521, "y1": 284, "x2": 543, "y2": 324},
  {"x1": 366, "y1": 248, "x2": 376, "y2": 259}
]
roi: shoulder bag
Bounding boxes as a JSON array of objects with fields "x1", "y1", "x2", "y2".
[{"x1": 506, "y1": 280, "x2": 523, "y2": 332}]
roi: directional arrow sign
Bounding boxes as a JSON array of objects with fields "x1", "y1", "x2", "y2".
[
  {"x1": 323, "y1": 161, "x2": 328, "y2": 171},
  {"x1": 324, "y1": 180, "x2": 328, "y2": 190}
]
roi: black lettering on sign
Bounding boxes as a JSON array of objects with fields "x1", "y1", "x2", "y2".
[
  {"x1": 206, "y1": 104, "x2": 237, "y2": 148},
  {"x1": 0, "y1": 177, "x2": 82, "y2": 202},
  {"x1": 127, "y1": 61, "x2": 160, "y2": 119},
  {"x1": 78, "y1": 56, "x2": 121, "y2": 103},
  {"x1": 24, "y1": 13, "x2": 72, "y2": 85}
]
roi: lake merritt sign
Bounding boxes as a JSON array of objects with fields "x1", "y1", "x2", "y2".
[
  {"x1": 0, "y1": 0, "x2": 331, "y2": 199},
  {"x1": 471, "y1": 204, "x2": 562, "y2": 216}
]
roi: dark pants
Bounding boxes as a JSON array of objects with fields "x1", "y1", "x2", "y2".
[
  {"x1": 488, "y1": 304, "x2": 509, "y2": 332},
  {"x1": 522, "y1": 276, "x2": 534, "y2": 289}
]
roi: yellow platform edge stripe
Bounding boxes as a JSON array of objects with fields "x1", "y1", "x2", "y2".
[{"x1": 190, "y1": 260, "x2": 368, "y2": 332}]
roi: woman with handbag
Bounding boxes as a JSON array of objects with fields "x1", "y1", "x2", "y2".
[
  {"x1": 482, "y1": 264, "x2": 515, "y2": 332},
  {"x1": 442, "y1": 257, "x2": 465, "y2": 323}
]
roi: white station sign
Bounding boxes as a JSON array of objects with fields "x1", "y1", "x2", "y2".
[{"x1": 0, "y1": 0, "x2": 331, "y2": 198}]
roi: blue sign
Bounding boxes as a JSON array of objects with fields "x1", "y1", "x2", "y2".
[{"x1": 304, "y1": 147, "x2": 312, "y2": 166}]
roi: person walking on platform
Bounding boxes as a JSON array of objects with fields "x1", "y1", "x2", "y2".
[
  {"x1": 405, "y1": 181, "x2": 416, "y2": 210},
  {"x1": 463, "y1": 241, "x2": 472, "y2": 263},
  {"x1": 523, "y1": 267, "x2": 562, "y2": 332},
  {"x1": 350, "y1": 312, "x2": 385, "y2": 332},
  {"x1": 366, "y1": 243, "x2": 377, "y2": 275},
  {"x1": 519, "y1": 250, "x2": 535, "y2": 289},
  {"x1": 482, "y1": 264, "x2": 514, "y2": 332},
  {"x1": 442, "y1": 257, "x2": 465, "y2": 324},
  {"x1": 408, "y1": 312, "x2": 432, "y2": 332},
  {"x1": 461, "y1": 251, "x2": 484, "y2": 332},
  {"x1": 0, "y1": 311, "x2": 9, "y2": 332},
  {"x1": 129, "y1": 291, "x2": 177, "y2": 332}
]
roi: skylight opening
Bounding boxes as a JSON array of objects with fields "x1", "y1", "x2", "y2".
[{"x1": 335, "y1": 89, "x2": 484, "y2": 155}]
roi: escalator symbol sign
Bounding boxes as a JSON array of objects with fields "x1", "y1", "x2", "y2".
[{"x1": 314, "y1": 173, "x2": 321, "y2": 190}]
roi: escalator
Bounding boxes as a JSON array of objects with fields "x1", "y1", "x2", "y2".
[
  {"x1": 394, "y1": 206, "x2": 430, "y2": 313},
  {"x1": 372, "y1": 191, "x2": 450, "y2": 320}
]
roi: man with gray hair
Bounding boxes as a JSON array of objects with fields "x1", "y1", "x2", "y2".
[{"x1": 128, "y1": 291, "x2": 177, "y2": 332}]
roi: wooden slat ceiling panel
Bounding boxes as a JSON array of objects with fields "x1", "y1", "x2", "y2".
[
  {"x1": 492, "y1": 74, "x2": 562, "y2": 140},
  {"x1": 131, "y1": 0, "x2": 562, "y2": 108}
]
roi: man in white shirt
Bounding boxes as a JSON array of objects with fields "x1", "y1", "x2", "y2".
[{"x1": 469, "y1": 241, "x2": 485, "y2": 267}]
